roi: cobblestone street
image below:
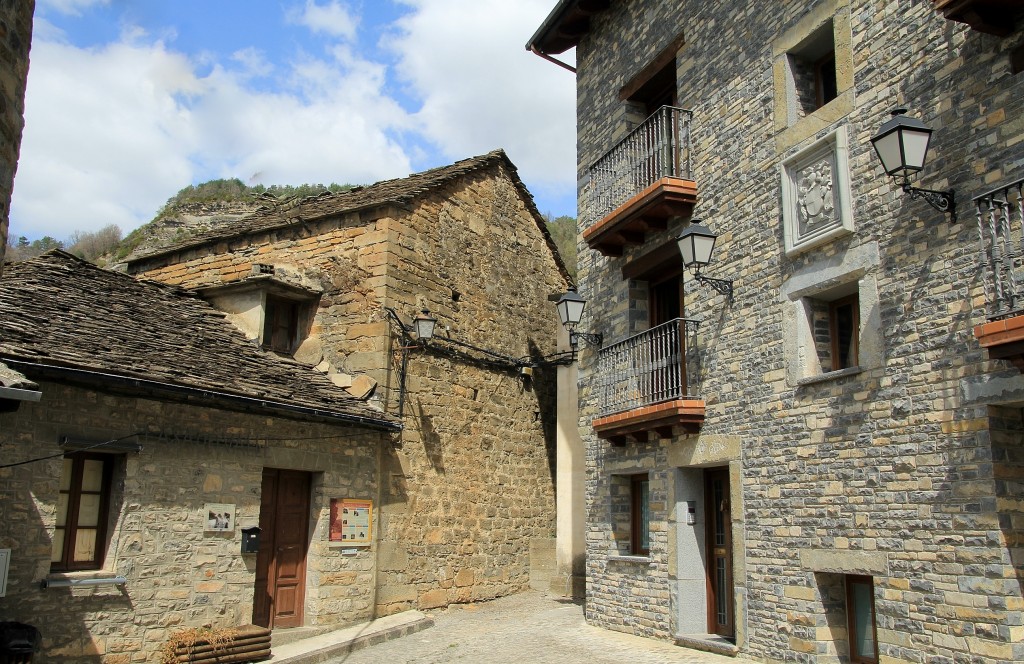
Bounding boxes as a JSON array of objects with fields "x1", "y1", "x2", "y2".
[{"x1": 327, "y1": 591, "x2": 752, "y2": 664}]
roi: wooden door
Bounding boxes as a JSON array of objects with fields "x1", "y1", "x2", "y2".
[
  {"x1": 649, "y1": 273, "x2": 686, "y2": 402},
  {"x1": 705, "y1": 468, "x2": 734, "y2": 639},
  {"x1": 253, "y1": 469, "x2": 311, "y2": 628}
]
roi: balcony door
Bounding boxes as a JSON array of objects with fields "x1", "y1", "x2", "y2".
[{"x1": 649, "y1": 271, "x2": 686, "y2": 403}]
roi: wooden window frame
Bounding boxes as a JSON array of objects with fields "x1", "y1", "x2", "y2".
[
  {"x1": 263, "y1": 295, "x2": 303, "y2": 354},
  {"x1": 846, "y1": 574, "x2": 879, "y2": 663},
  {"x1": 829, "y1": 293, "x2": 859, "y2": 370},
  {"x1": 814, "y1": 49, "x2": 838, "y2": 108},
  {"x1": 52, "y1": 453, "x2": 113, "y2": 572},
  {"x1": 630, "y1": 474, "x2": 650, "y2": 556}
]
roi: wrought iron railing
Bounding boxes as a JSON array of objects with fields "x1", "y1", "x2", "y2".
[
  {"x1": 975, "y1": 177, "x2": 1024, "y2": 318},
  {"x1": 581, "y1": 105, "x2": 693, "y2": 225},
  {"x1": 596, "y1": 317, "x2": 701, "y2": 417}
]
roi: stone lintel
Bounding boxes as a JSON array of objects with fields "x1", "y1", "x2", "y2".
[
  {"x1": 800, "y1": 548, "x2": 888, "y2": 576},
  {"x1": 667, "y1": 434, "x2": 741, "y2": 467}
]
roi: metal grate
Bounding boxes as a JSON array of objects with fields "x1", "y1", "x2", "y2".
[
  {"x1": 974, "y1": 178, "x2": 1024, "y2": 318},
  {"x1": 581, "y1": 105, "x2": 693, "y2": 226},
  {"x1": 596, "y1": 317, "x2": 700, "y2": 417}
]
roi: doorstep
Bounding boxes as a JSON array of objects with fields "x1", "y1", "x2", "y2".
[
  {"x1": 266, "y1": 610, "x2": 433, "y2": 663},
  {"x1": 675, "y1": 633, "x2": 739, "y2": 657}
]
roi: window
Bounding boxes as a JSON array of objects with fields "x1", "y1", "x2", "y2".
[
  {"x1": 787, "y1": 20, "x2": 837, "y2": 118},
  {"x1": 829, "y1": 294, "x2": 859, "y2": 370},
  {"x1": 52, "y1": 453, "x2": 113, "y2": 571},
  {"x1": 630, "y1": 474, "x2": 650, "y2": 556},
  {"x1": 620, "y1": 32, "x2": 683, "y2": 117},
  {"x1": 846, "y1": 575, "x2": 878, "y2": 662},
  {"x1": 807, "y1": 289, "x2": 859, "y2": 374},
  {"x1": 781, "y1": 242, "x2": 881, "y2": 386},
  {"x1": 772, "y1": 5, "x2": 854, "y2": 150},
  {"x1": 262, "y1": 295, "x2": 302, "y2": 353}
]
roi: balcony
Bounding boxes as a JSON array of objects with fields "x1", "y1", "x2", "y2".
[
  {"x1": 592, "y1": 317, "x2": 705, "y2": 444},
  {"x1": 972, "y1": 178, "x2": 1024, "y2": 370},
  {"x1": 932, "y1": 0, "x2": 1020, "y2": 36},
  {"x1": 581, "y1": 106, "x2": 698, "y2": 256}
]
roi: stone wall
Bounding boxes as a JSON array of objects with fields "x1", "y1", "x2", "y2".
[
  {"x1": 0, "y1": 0, "x2": 34, "y2": 275},
  {"x1": 374, "y1": 164, "x2": 564, "y2": 612},
  {"x1": 573, "y1": 1, "x2": 1024, "y2": 662},
  {"x1": 132, "y1": 163, "x2": 566, "y2": 615},
  {"x1": 0, "y1": 380, "x2": 385, "y2": 662}
]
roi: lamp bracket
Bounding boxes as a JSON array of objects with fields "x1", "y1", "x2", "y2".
[
  {"x1": 694, "y1": 273, "x2": 734, "y2": 300},
  {"x1": 900, "y1": 180, "x2": 957, "y2": 223},
  {"x1": 570, "y1": 330, "x2": 603, "y2": 349}
]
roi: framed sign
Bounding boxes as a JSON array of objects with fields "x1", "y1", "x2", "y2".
[
  {"x1": 204, "y1": 503, "x2": 236, "y2": 532},
  {"x1": 330, "y1": 498, "x2": 372, "y2": 545}
]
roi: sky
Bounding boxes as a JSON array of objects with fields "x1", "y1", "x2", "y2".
[{"x1": 9, "y1": 0, "x2": 576, "y2": 242}]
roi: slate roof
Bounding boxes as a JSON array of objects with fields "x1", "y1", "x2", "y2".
[
  {"x1": 129, "y1": 149, "x2": 571, "y2": 283},
  {"x1": 0, "y1": 361, "x2": 36, "y2": 390},
  {"x1": 0, "y1": 251, "x2": 400, "y2": 429}
]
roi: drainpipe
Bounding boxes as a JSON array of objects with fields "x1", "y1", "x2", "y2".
[{"x1": 530, "y1": 45, "x2": 577, "y2": 74}]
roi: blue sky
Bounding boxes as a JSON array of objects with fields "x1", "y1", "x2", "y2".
[{"x1": 10, "y1": 0, "x2": 576, "y2": 241}]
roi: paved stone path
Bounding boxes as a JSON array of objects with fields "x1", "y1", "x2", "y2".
[{"x1": 327, "y1": 591, "x2": 752, "y2": 664}]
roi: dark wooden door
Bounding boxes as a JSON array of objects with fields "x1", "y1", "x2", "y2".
[
  {"x1": 253, "y1": 469, "x2": 311, "y2": 628},
  {"x1": 705, "y1": 468, "x2": 734, "y2": 639},
  {"x1": 649, "y1": 273, "x2": 686, "y2": 402}
]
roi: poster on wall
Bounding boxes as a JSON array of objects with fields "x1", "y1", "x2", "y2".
[
  {"x1": 204, "y1": 503, "x2": 236, "y2": 532},
  {"x1": 329, "y1": 498, "x2": 373, "y2": 545}
]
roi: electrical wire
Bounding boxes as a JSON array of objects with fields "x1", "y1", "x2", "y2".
[{"x1": 0, "y1": 432, "x2": 144, "y2": 469}]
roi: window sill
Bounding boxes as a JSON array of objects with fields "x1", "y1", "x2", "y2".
[
  {"x1": 42, "y1": 570, "x2": 127, "y2": 589},
  {"x1": 796, "y1": 365, "x2": 863, "y2": 387},
  {"x1": 607, "y1": 554, "x2": 653, "y2": 564}
]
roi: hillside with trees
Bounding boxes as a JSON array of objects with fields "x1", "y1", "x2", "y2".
[{"x1": 5, "y1": 179, "x2": 579, "y2": 278}]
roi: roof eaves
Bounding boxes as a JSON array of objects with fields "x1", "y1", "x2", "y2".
[
  {"x1": 128, "y1": 151, "x2": 512, "y2": 268},
  {"x1": 3, "y1": 358, "x2": 401, "y2": 431}
]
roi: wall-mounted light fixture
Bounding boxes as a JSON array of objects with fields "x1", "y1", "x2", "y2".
[
  {"x1": 676, "y1": 221, "x2": 733, "y2": 300},
  {"x1": 384, "y1": 306, "x2": 535, "y2": 417},
  {"x1": 555, "y1": 287, "x2": 602, "y2": 357},
  {"x1": 411, "y1": 309, "x2": 437, "y2": 343},
  {"x1": 870, "y1": 108, "x2": 956, "y2": 223}
]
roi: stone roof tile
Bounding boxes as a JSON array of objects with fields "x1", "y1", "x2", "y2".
[
  {"x1": 129, "y1": 149, "x2": 571, "y2": 284},
  {"x1": 0, "y1": 251, "x2": 399, "y2": 429}
]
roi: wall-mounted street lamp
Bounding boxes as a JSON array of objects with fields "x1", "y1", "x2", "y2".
[
  {"x1": 676, "y1": 221, "x2": 733, "y2": 300},
  {"x1": 870, "y1": 108, "x2": 956, "y2": 223},
  {"x1": 411, "y1": 309, "x2": 437, "y2": 343},
  {"x1": 555, "y1": 287, "x2": 602, "y2": 355},
  {"x1": 384, "y1": 306, "x2": 536, "y2": 417}
]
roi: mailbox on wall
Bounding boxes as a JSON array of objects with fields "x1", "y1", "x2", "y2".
[{"x1": 241, "y1": 526, "x2": 261, "y2": 554}]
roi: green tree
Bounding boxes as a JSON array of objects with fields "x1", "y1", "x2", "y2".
[{"x1": 545, "y1": 214, "x2": 578, "y2": 281}]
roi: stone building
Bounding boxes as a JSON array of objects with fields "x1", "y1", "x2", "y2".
[
  {"x1": 0, "y1": 251, "x2": 400, "y2": 660},
  {"x1": 0, "y1": 0, "x2": 37, "y2": 402},
  {"x1": 530, "y1": 1, "x2": 1024, "y2": 662},
  {"x1": 125, "y1": 150, "x2": 571, "y2": 614},
  {"x1": 0, "y1": 0, "x2": 33, "y2": 270}
]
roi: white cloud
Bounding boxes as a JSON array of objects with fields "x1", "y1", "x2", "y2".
[
  {"x1": 286, "y1": 0, "x2": 358, "y2": 41},
  {"x1": 10, "y1": 39, "x2": 198, "y2": 240},
  {"x1": 385, "y1": 0, "x2": 576, "y2": 198},
  {"x1": 10, "y1": 2, "x2": 577, "y2": 241},
  {"x1": 10, "y1": 30, "x2": 412, "y2": 240}
]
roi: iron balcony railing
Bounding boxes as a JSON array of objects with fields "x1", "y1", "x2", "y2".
[
  {"x1": 975, "y1": 177, "x2": 1024, "y2": 318},
  {"x1": 596, "y1": 317, "x2": 701, "y2": 418},
  {"x1": 581, "y1": 105, "x2": 693, "y2": 224}
]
